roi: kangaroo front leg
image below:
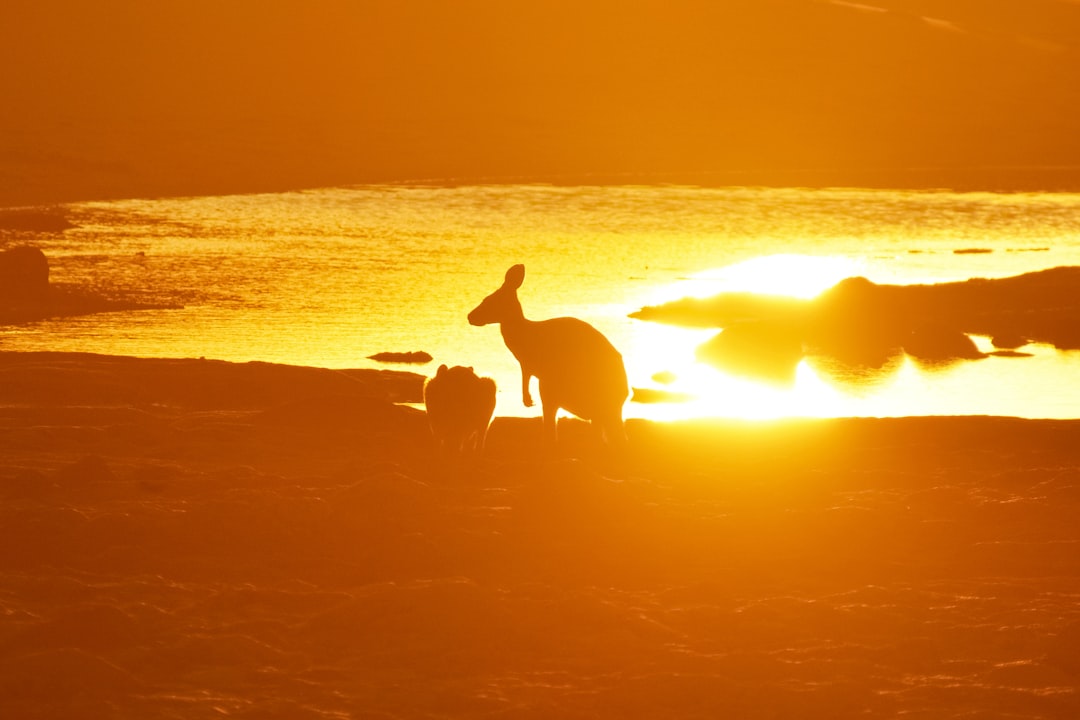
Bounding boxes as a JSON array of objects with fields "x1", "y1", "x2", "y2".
[
  {"x1": 541, "y1": 400, "x2": 559, "y2": 447},
  {"x1": 520, "y1": 365, "x2": 534, "y2": 407}
]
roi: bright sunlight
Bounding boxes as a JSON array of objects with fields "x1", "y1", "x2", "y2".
[
  {"x1": 680, "y1": 254, "x2": 865, "y2": 301},
  {"x1": 625, "y1": 254, "x2": 870, "y2": 420}
]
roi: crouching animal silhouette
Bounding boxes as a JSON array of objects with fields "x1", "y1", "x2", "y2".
[
  {"x1": 423, "y1": 364, "x2": 497, "y2": 456},
  {"x1": 468, "y1": 264, "x2": 628, "y2": 447}
]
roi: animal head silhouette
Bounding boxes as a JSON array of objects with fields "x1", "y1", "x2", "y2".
[{"x1": 468, "y1": 264, "x2": 525, "y2": 327}]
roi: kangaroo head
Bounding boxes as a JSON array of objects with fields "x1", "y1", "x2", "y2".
[{"x1": 468, "y1": 264, "x2": 525, "y2": 326}]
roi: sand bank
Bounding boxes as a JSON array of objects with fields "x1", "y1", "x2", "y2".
[{"x1": 1, "y1": 351, "x2": 1079, "y2": 718}]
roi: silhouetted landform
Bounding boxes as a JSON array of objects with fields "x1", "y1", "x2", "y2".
[
  {"x1": 632, "y1": 292, "x2": 810, "y2": 329},
  {"x1": 423, "y1": 364, "x2": 496, "y2": 456},
  {"x1": 631, "y1": 266, "x2": 1080, "y2": 380},
  {"x1": 0, "y1": 351, "x2": 424, "y2": 410},
  {"x1": 469, "y1": 264, "x2": 628, "y2": 447},
  {"x1": 368, "y1": 351, "x2": 433, "y2": 365},
  {"x1": 2, "y1": 349, "x2": 1080, "y2": 718},
  {"x1": 0, "y1": 246, "x2": 181, "y2": 325},
  {"x1": 954, "y1": 248, "x2": 993, "y2": 254}
]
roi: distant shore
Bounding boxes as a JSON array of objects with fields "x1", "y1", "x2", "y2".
[{"x1": 5, "y1": 166, "x2": 1080, "y2": 210}]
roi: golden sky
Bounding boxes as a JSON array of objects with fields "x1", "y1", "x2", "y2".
[{"x1": 3, "y1": 0, "x2": 1079, "y2": 205}]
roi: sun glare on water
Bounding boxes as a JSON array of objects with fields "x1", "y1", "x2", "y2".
[
  {"x1": 666, "y1": 254, "x2": 866, "y2": 302},
  {"x1": 626, "y1": 254, "x2": 869, "y2": 420}
]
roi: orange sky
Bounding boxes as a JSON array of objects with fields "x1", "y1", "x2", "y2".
[{"x1": 3, "y1": 0, "x2": 1080, "y2": 205}]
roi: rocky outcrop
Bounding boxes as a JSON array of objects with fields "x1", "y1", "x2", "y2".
[
  {"x1": 368, "y1": 351, "x2": 433, "y2": 364},
  {"x1": 904, "y1": 323, "x2": 986, "y2": 362},
  {"x1": 631, "y1": 266, "x2": 1080, "y2": 375},
  {"x1": 0, "y1": 246, "x2": 182, "y2": 324},
  {"x1": 0, "y1": 246, "x2": 50, "y2": 305}
]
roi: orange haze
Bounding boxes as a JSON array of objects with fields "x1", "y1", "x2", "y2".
[{"x1": 3, "y1": 0, "x2": 1080, "y2": 205}]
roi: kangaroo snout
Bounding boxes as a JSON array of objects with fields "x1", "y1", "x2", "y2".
[{"x1": 468, "y1": 275, "x2": 515, "y2": 327}]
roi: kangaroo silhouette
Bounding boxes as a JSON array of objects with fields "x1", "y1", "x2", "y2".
[
  {"x1": 468, "y1": 264, "x2": 628, "y2": 446},
  {"x1": 423, "y1": 364, "x2": 497, "y2": 456}
]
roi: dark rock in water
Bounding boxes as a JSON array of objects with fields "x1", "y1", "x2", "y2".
[
  {"x1": 368, "y1": 351, "x2": 433, "y2": 365},
  {"x1": 904, "y1": 324, "x2": 986, "y2": 362},
  {"x1": 987, "y1": 350, "x2": 1034, "y2": 358},
  {"x1": 953, "y1": 247, "x2": 992, "y2": 254},
  {"x1": 991, "y1": 333, "x2": 1028, "y2": 349},
  {"x1": 0, "y1": 246, "x2": 49, "y2": 305},
  {"x1": 0, "y1": 246, "x2": 184, "y2": 324}
]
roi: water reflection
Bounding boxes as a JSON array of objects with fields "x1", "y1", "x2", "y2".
[
  {"x1": 625, "y1": 257, "x2": 1080, "y2": 420},
  {"x1": 804, "y1": 352, "x2": 907, "y2": 394},
  {"x1": 8, "y1": 186, "x2": 1080, "y2": 421}
]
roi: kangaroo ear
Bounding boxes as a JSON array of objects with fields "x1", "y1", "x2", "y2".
[{"x1": 504, "y1": 264, "x2": 525, "y2": 289}]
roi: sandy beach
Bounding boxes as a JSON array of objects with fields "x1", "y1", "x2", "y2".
[{"x1": 1, "y1": 350, "x2": 1078, "y2": 718}]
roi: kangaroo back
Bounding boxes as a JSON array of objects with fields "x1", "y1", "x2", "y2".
[{"x1": 521, "y1": 316, "x2": 627, "y2": 421}]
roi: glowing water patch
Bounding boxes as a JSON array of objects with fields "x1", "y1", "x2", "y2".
[
  {"x1": 624, "y1": 254, "x2": 877, "y2": 419},
  {"x1": 638, "y1": 254, "x2": 868, "y2": 309}
]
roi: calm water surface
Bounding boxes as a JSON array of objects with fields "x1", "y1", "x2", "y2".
[{"x1": 4, "y1": 185, "x2": 1080, "y2": 419}]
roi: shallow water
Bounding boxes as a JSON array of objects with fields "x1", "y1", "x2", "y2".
[{"x1": 4, "y1": 184, "x2": 1080, "y2": 419}]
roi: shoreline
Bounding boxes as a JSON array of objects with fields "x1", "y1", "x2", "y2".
[
  {"x1": 2, "y1": 349, "x2": 1078, "y2": 450},
  {"x1": 5, "y1": 168, "x2": 1080, "y2": 211}
]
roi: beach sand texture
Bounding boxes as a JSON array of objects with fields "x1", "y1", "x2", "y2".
[{"x1": 1, "y1": 351, "x2": 1079, "y2": 718}]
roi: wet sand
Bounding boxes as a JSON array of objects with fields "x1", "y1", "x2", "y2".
[{"x1": 1, "y1": 351, "x2": 1079, "y2": 718}]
